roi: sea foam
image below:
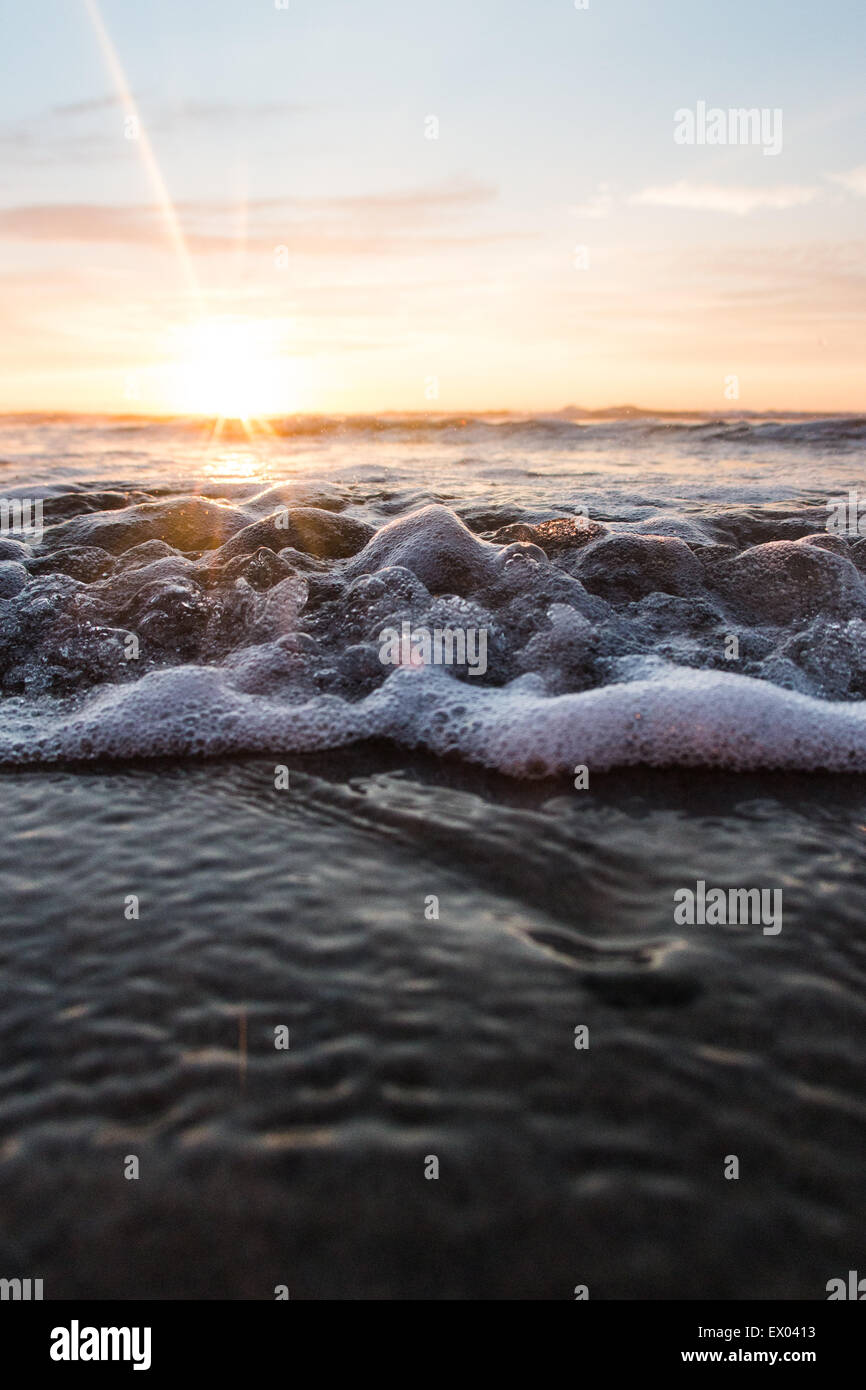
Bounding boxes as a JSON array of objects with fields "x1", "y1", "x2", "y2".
[
  {"x1": 0, "y1": 663, "x2": 865, "y2": 775},
  {"x1": 3, "y1": 485, "x2": 866, "y2": 776}
]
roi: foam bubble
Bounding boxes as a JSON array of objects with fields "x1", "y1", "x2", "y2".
[{"x1": 346, "y1": 504, "x2": 504, "y2": 593}]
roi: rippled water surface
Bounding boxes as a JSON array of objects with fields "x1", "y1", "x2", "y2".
[{"x1": 1, "y1": 760, "x2": 865, "y2": 1298}]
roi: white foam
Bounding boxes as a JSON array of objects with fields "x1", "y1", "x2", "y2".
[{"x1": 1, "y1": 663, "x2": 865, "y2": 775}]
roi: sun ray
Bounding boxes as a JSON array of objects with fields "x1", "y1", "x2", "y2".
[
  {"x1": 83, "y1": 4, "x2": 296, "y2": 448},
  {"x1": 82, "y1": 0, "x2": 201, "y2": 307}
]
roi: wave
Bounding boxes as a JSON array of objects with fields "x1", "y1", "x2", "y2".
[
  {"x1": 1, "y1": 662, "x2": 865, "y2": 774},
  {"x1": 2, "y1": 488, "x2": 866, "y2": 774},
  {"x1": 3, "y1": 410, "x2": 866, "y2": 449}
]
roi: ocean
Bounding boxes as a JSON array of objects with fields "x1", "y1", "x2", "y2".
[{"x1": 0, "y1": 411, "x2": 864, "y2": 1298}]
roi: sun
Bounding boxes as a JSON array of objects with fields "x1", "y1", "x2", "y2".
[{"x1": 170, "y1": 317, "x2": 296, "y2": 419}]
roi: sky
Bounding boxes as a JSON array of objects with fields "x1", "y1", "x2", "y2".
[{"x1": 1, "y1": 0, "x2": 864, "y2": 415}]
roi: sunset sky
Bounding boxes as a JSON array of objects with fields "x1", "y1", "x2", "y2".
[{"x1": 1, "y1": 0, "x2": 865, "y2": 415}]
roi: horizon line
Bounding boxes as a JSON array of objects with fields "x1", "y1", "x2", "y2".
[{"x1": 0, "y1": 405, "x2": 863, "y2": 423}]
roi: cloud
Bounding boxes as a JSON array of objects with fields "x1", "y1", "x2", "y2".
[
  {"x1": 163, "y1": 100, "x2": 306, "y2": 124},
  {"x1": 34, "y1": 93, "x2": 304, "y2": 125},
  {"x1": 829, "y1": 164, "x2": 866, "y2": 197},
  {"x1": 51, "y1": 94, "x2": 125, "y2": 117},
  {"x1": 0, "y1": 181, "x2": 507, "y2": 256},
  {"x1": 0, "y1": 96, "x2": 309, "y2": 167},
  {"x1": 569, "y1": 185, "x2": 614, "y2": 220},
  {"x1": 631, "y1": 182, "x2": 819, "y2": 216},
  {"x1": 175, "y1": 179, "x2": 496, "y2": 222},
  {"x1": 0, "y1": 127, "x2": 114, "y2": 167},
  {"x1": 0, "y1": 204, "x2": 161, "y2": 244},
  {"x1": 310, "y1": 180, "x2": 496, "y2": 213}
]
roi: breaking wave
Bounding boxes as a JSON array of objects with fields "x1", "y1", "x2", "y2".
[{"x1": 2, "y1": 479, "x2": 866, "y2": 775}]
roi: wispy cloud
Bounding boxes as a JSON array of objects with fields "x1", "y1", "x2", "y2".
[
  {"x1": 829, "y1": 164, "x2": 866, "y2": 197},
  {"x1": 51, "y1": 93, "x2": 125, "y2": 117},
  {"x1": 0, "y1": 204, "x2": 162, "y2": 244},
  {"x1": 631, "y1": 181, "x2": 819, "y2": 216},
  {"x1": 161, "y1": 100, "x2": 306, "y2": 125},
  {"x1": 0, "y1": 95, "x2": 310, "y2": 167},
  {"x1": 42, "y1": 92, "x2": 305, "y2": 125},
  {"x1": 569, "y1": 185, "x2": 614, "y2": 220},
  {"x1": 0, "y1": 180, "x2": 506, "y2": 256}
]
